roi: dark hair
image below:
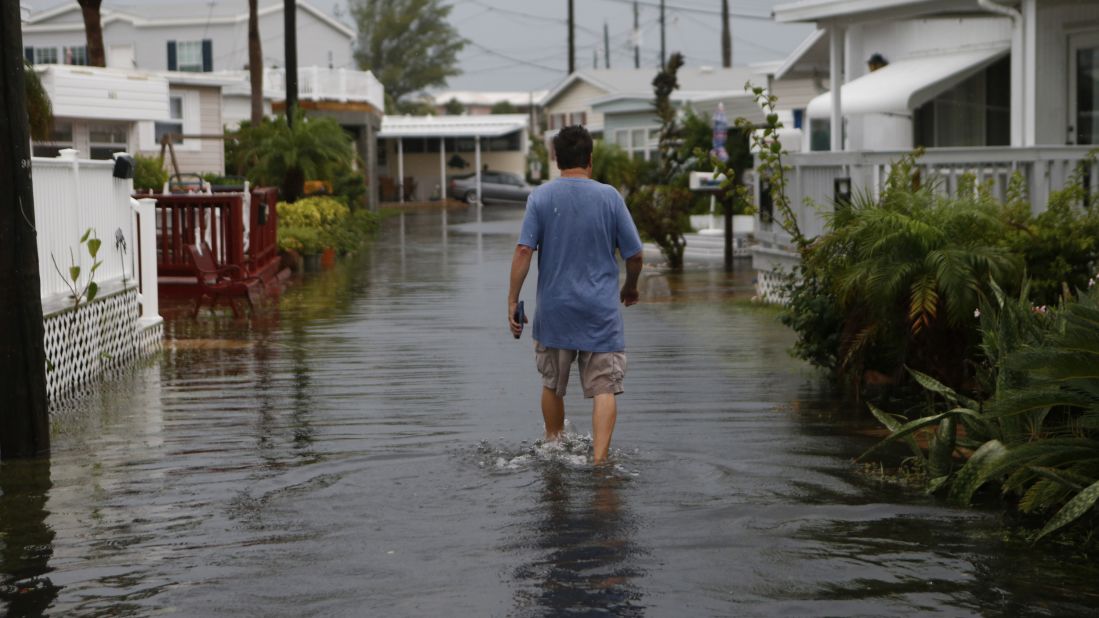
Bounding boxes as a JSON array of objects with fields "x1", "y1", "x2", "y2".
[{"x1": 552, "y1": 125, "x2": 593, "y2": 170}]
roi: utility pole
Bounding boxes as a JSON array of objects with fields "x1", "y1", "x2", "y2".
[
  {"x1": 659, "y1": 0, "x2": 666, "y2": 68},
  {"x1": 604, "y1": 21, "x2": 611, "y2": 69},
  {"x1": 593, "y1": 48, "x2": 598, "y2": 69},
  {"x1": 0, "y1": 0, "x2": 50, "y2": 459},
  {"x1": 633, "y1": 1, "x2": 640, "y2": 69},
  {"x1": 722, "y1": 0, "x2": 732, "y2": 68},
  {"x1": 284, "y1": 0, "x2": 298, "y2": 126},
  {"x1": 568, "y1": 0, "x2": 575, "y2": 74}
]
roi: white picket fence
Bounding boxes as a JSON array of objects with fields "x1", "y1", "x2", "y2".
[
  {"x1": 31, "y1": 149, "x2": 158, "y2": 319},
  {"x1": 31, "y1": 149, "x2": 162, "y2": 404}
]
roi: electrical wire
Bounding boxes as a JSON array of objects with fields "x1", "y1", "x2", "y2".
[{"x1": 595, "y1": 0, "x2": 772, "y2": 20}]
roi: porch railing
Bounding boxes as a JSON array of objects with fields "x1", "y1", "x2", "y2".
[
  {"x1": 753, "y1": 146, "x2": 1099, "y2": 253},
  {"x1": 263, "y1": 66, "x2": 385, "y2": 112},
  {"x1": 154, "y1": 188, "x2": 279, "y2": 279}
]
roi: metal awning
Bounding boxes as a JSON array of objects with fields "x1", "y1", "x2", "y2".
[
  {"x1": 807, "y1": 45, "x2": 1008, "y2": 118},
  {"x1": 379, "y1": 114, "x2": 528, "y2": 138}
]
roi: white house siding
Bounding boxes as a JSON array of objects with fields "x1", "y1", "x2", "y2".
[
  {"x1": 22, "y1": 6, "x2": 353, "y2": 72},
  {"x1": 545, "y1": 80, "x2": 609, "y2": 131},
  {"x1": 38, "y1": 66, "x2": 169, "y2": 121},
  {"x1": 769, "y1": 77, "x2": 823, "y2": 112},
  {"x1": 1035, "y1": 2, "x2": 1099, "y2": 145},
  {"x1": 140, "y1": 86, "x2": 226, "y2": 175}
]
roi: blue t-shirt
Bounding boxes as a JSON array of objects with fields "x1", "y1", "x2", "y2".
[{"x1": 518, "y1": 177, "x2": 643, "y2": 353}]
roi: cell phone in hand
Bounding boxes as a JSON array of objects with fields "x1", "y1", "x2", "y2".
[{"x1": 513, "y1": 300, "x2": 525, "y2": 339}]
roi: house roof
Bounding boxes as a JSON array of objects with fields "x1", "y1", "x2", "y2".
[
  {"x1": 541, "y1": 66, "x2": 767, "y2": 108},
  {"x1": 806, "y1": 44, "x2": 1009, "y2": 118},
  {"x1": 773, "y1": 0, "x2": 980, "y2": 24},
  {"x1": 774, "y1": 29, "x2": 829, "y2": 80},
  {"x1": 432, "y1": 90, "x2": 549, "y2": 108},
  {"x1": 379, "y1": 114, "x2": 529, "y2": 139},
  {"x1": 24, "y1": 0, "x2": 354, "y2": 38}
]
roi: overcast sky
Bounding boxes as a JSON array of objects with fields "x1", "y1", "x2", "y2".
[{"x1": 23, "y1": 0, "x2": 815, "y2": 93}]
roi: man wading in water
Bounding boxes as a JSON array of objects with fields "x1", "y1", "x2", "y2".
[{"x1": 507, "y1": 125, "x2": 644, "y2": 466}]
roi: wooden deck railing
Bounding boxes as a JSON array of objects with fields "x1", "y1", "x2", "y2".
[{"x1": 154, "y1": 188, "x2": 281, "y2": 281}]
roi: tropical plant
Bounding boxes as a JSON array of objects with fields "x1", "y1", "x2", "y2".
[
  {"x1": 860, "y1": 284, "x2": 1099, "y2": 542},
  {"x1": 625, "y1": 52, "x2": 693, "y2": 270},
  {"x1": 229, "y1": 112, "x2": 353, "y2": 203},
  {"x1": 133, "y1": 154, "x2": 168, "y2": 193},
  {"x1": 789, "y1": 154, "x2": 1020, "y2": 389},
  {"x1": 24, "y1": 62, "x2": 53, "y2": 141}
]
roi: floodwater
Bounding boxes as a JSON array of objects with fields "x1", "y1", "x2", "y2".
[{"x1": 3, "y1": 206, "x2": 1099, "y2": 617}]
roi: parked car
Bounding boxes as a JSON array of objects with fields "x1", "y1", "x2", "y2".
[{"x1": 448, "y1": 170, "x2": 532, "y2": 205}]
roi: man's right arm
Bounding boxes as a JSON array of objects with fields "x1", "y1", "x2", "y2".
[
  {"x1": 508, "y1": 244, "x2": 534, "y2": 335},
  {"x1": 620, "y1": 251, "x2": 642, "y2": 306}
]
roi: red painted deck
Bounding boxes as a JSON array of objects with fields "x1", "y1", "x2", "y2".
[{"x1": 151, "y1": 188, "x2": 284, "y2": 296}]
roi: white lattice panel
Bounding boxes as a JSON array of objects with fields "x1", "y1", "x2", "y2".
[
  {"x1": 755, "y1": 269, "x2": 791, "y2": 305},
  {"x1": 43, "y1": 287, "x2": 161, "y2": 407}
]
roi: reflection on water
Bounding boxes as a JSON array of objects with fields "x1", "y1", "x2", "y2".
[
  {"x1": 0, "y1": 461, "x2": 58, "y2": 615},
  {"x1": 3, "y1": 205, "x2": 1099, "y2": 616},
  {"x1": 511, "y1": 465, "x2": 643, "y2": 617}
]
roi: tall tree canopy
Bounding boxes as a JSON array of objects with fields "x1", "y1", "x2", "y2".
[{"x1": 352, "y1": 0, "x2": 465, "y2": 112}]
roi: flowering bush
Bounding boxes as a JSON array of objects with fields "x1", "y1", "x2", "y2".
[{"x1": 276, "y1": 196, "x2": 376, "y2": 255}]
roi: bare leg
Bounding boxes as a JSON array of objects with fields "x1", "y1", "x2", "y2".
[
  {"x1": 592, "y1": 393, "x2": 617, "y2": 465},
  {"x1": 541, "y1": 386, "x2": 565, "y2": 441}
]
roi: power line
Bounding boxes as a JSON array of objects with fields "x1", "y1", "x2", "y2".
[
  {"x1": 465, "y1": 0, "x2": 600, "y2": 36},
  {"x1": 596, "y1": 0, "x2": 772, "y2": 20},
  {"x1": 466, "y1": 41, "x2": 562, "y2": 72}
]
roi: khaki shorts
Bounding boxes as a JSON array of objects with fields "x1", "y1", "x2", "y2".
[{"x1": 535, "y1": 341, "x2": 627, "y2": 398}]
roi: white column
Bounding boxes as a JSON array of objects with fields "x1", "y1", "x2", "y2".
[
  {"x1": 439, "y1": 137, "x2": 446, "y2": 201},
  {"x1": 843, "y1": 24, "x2": 862, "y2": 151},
  {"x1": 397, "y1": 137, "x2": 404, "y2": 203},
  {"x1": 135, "y1": 198, "x2": 160, "y2": 319},
  {"x1": 1023, "y1": 0, "x2": 1037, "y2": 146},
  {"x1": 474, "y1": 136, "x2": 482, "y2": 203},
  {"x1": 829, "y1": 25, "x2": 845, "y2": 152}
]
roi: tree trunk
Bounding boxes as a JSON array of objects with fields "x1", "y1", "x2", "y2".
[
  {"x1": 0, "y1": 1, "x2": 51, "y2": 458},
  {"x1": 248, "y1": 0, "x2": 264, "y2": 125},
  {"x1": 78, "y1": 0, "x2": 106, "y2": 67}
]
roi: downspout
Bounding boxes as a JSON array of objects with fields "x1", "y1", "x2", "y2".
[{"x1": 977, "y1": 0, "x2": 1024, "y2": 146}]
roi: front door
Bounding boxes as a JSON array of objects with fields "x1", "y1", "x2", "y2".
[{"x1": 1069, "y1": 31, "x2": 1099, "y2": 145}]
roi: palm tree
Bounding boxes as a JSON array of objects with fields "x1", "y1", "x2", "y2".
[
  {"x1": 233, "y1": 111, "x2": 353, "y2": 202},
  {"x1": 77, "y1": 0, "x2": 105, "y2": 67},
  {"x1": 248, "y1": 0, "x2": 264, "y2": 125}
]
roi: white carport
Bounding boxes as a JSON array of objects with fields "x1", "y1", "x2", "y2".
[{"x1": 378, "y1": 114, "x2": 529, "y2": 203}]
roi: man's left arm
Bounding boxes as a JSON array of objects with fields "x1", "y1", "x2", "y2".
[{"x1": 620, "y1": 251, "x2": 642, "y2": 306}]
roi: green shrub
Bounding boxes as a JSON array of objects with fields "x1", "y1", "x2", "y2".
[
  {"x1": 134, "y1": 154, "x2": 168, "y2": 192},
  {"x1": 277, "y1": 226, "x2": 324, "y2": 254}
]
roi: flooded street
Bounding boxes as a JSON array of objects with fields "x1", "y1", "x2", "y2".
[{"x1": 3, "y1": 205, "x2": 1099, "y2": 616}]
